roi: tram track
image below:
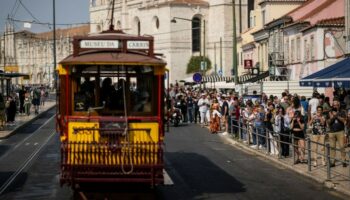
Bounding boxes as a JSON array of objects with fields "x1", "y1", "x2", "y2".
[
  {"x1": 0, "y1": 109, "x2": 57, "y2": 197},
  {"x1": 0, "y1": 130, "x2": 56, "y2": 195}
]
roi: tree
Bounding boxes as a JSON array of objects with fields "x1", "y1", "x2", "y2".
[{"x1": 186, "y1": 56, "x2": 212, "y2": 74}]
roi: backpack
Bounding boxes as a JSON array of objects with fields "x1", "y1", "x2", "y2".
[{"x1": 33, "y1": 89, "x2": 40, "y2": 99}]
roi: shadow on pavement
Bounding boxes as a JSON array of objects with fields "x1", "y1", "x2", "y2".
[{"x1": 158, "y1": 152, "x2": 246, "y2": 200}]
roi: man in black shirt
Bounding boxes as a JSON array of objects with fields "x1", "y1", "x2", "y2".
[
  {"x1": 221, "y1": 94, "x2": 229, "y2": 135},
  {"x1": 327, "y1": 99, "x2": 348, "y2": 167}
]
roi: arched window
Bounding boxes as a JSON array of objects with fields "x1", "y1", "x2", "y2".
[
  {"x1": 152, "y1": 16, "x2": 160, "y2": 31},
  {"x1": 133, "y1": 17, "x2": 141, "y2": 36},
  {"x1": 116, "y1": 20, "x2": 121, "y2": 30},
  {"x1": 192, "y1": 17, "x2": 201, "y2": 52},
  {"x1": 137, "y1": 21, "x2": 141, "y2": 36}
]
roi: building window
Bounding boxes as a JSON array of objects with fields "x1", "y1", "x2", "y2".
[
  {"x1": 192, "y1": 17, "x2": 201, "y2": 52},
  {"x1": 134, "y1": 17, "x2": 141, "y2": 36},
  {"x1": 304, "y1": 39, "x2": 309, "y2": 61},
  {"x1": 310, "y1": 36, "x2": 315, "y2": 60},
  {"x1": 116, "y1": 21, "x2": 121, "y2": 30},
  {"x1": 152, "y1": 16, "x2": 160, "y2": 31},
  {"x1": 137, "y1": 21, "x2": 141, "y2": 36},
  {"x1": 91, "y1": 0, "x2": 96, "y2": 7},
  {"x1": 296, "y1": 37, "x2": 301, "y2": 61},
  {"x1": 262, "y1": 10, "x2": 266, "y2": 25},
  {"x1": 285, "y1": 39, "x2": 289, "y2": 64},
  {"x1": 291, "y1": 39, "x2": 295, "y2": 62}
]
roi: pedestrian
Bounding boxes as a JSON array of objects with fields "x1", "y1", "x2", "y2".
[
  {"x1": 327, "y1": 98, "x2": 348, "y2": 167},
  {"x1": 275, "y1": 106, "x2": 290, "y2": 157},
  {"x1": 210, "y1": 98, "x2": 221, "y2": 134},
  {"x1": 6, "y1": 96, "x2": 16, "y2": 125},
  {"x1": 309, "y1": 106, "x2": 326, "y2": 167},
  {"x1": 32, "y1": 87, "x2": 41, "y2": 114},
  {"x1": 290, "y1": 110, "x2": 306, "y2": 164},
  {"x1": 251, "y1": 105, "x2": 266, "y2": 149},
  {"x1": 198, "y1": 93, "x2": 210, "y2": 127},
  {"x1": 40, "y1": 87, "x2": 47, "y2": 106},
  {"x1": 221, "y1": 94, "x2": 229, "y2": 135},
  {"x1": 19, "y1": 86, "x2": 26, "y2": 115},
  {"x1": 24, "y1": 96, "x2": 31, "y2": 116},
  {"x1": 193, "y1": 92, "x2": 200, "y2": 123},
  {"x1": 186, "y1": 92, "x2": 194, "y2": 123}
]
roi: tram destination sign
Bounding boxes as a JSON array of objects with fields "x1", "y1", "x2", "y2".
[
  {"x1": 80, "y1": 40, "x2": 120, "y2": 49},
  {"x1": 127, "y1": 41, "x2": 149, "y2": 49}
]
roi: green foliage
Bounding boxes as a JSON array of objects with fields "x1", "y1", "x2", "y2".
[{"x1": 186, "y1": 56, "x2": 212, "y2": 74}]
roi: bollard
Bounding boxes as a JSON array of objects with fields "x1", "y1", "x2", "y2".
[
  {"x1": 326, "y1": 143, "x2": 331, "y2": 180},
  {"x1": 292, "y1": 134, "x2": 295, "y2": 164},
  {"x1": 307, "y1": 137, "x2": 311, "y2": 172}
]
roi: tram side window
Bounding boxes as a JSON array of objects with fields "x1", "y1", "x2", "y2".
[
  {"x1": 131, "y1": 77, "x2": 153, "y2": 113},
  {"x1": 74, "y1": 76, "x2": 96, "y2": 112}
]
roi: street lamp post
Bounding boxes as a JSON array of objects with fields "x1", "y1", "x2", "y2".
[
  {"x1": 170, "y1": 17, "x2": 206, "y2": 88},
  {"x1": 232, "y1": 0, "x2": 238, "y2": 85},
  {"x1": 53, "y1": 0, "x2": 56, "y2": 90}
]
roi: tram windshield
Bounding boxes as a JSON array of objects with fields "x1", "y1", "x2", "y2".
[{"x1": 71, "y1": 65, "x2": 156, "y2": 116}]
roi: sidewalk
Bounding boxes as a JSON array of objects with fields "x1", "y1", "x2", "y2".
[
  {"x1": 0, "y1": 101, "x2": 56, "y2": 139},
  {"x1": 218, "y1": 133, "x2": 350, "y2": 197}
]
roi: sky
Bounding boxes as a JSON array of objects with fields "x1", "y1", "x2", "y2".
[{"x1": 0, "y1": 0, "x2": 90, "y2": 33}]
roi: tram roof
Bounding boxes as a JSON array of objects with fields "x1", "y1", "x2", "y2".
[
  {"x1": 59, "y1": 51, "x2": 166, "y2": 66},
  {"x1": 59, "y1": 30, "x2": 166, "y2": 66}
]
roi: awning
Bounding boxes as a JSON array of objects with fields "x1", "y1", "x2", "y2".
[
  {"x1": 300, "y1": 57, "x2": 350, "y2": 87},
  {"x1": 242, "y1": 71, "x2": 269, "y2": 83},
  {"x1": 0, "y1": 72, "x2": 30, "y2": 79},
  {"x1": 202, "y1": 75, "x2": 233, "y2": 82}
]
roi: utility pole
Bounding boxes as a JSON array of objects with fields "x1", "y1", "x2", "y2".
[
  {"x1": 232, "y1": 0, "x2": 238, "y2": 84},
  {"x1": 53, "y1": 0, "x2": 57, "y2": 89},
  {"x1": 346, "y1": 0, "x2": 350, "y2": 55},
  {"x1": 220, "y1": 37, "x2": 223, "y2": 74}
]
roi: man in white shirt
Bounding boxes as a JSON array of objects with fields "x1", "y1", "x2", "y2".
[
  {"x1": 308, "y1": 92, "x2": 319, "y2": 118},
  {"x1": 198, "y1": 93, "x2": 210, "y2": 127}
]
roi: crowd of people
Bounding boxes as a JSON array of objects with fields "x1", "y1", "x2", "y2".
[
  {"x1": 168, "y1": 83, "x2": 350, "y2": 168},
  {"x1": 0, "y1": 85, "x2": 49, "y2": 130}
]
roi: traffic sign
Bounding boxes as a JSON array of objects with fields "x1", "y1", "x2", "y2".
[{"x1": 193, "y1": 73, "x2": 202, "y2": 83}]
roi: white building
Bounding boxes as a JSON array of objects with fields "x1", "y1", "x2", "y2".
[
  {"x1": 0, "y1": 25, "x2": 89, "y2": 86},
  {"x1": 89, "y1": 0, "x2": 249, "y2": 83}
]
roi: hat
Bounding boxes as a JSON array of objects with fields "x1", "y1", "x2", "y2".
[
  {"x1": 222, "y1": 94, "x2": 227, "y2": 98},
  {"x1": 201, "y1": 93, "x2": 206, "y2": 96}
]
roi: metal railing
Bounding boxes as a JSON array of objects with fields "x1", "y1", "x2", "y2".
[{"x1": 229, "y1": 116, "x2": 350, "y2": 183}]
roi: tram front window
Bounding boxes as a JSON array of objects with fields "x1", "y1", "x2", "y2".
[{"x1": 72, "y1": 65, "x2": 155, "y2": 116}]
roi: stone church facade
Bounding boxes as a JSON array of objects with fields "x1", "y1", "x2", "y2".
[{"x1": 89, "y1": 0, "x2": 249, "y2": 82}]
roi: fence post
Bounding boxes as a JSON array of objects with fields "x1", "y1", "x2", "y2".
[
  {"x1": 238, "y1": 117, "x2": 242, "y2": 141},
  {"x1": 292, "y1": 134, "x2": 295, "y2": 164},
  {"x1": 348, "y1": 151, "x2": 350, "y2": 178},
  {"x1": 307, "y1": 137, "x2": 311, "y2": 172},
  {"x1": 230, "y1": 116, "x2": 233, "y2": 136},
  {"x1": 266, "y1": 128, "x2": 270, "y2": 154},
  {"x1": 256, "y1": 127, "x2": 259, "y2": 149},
  {"x1": 326, "y1": 143, "x2": 331, "y2": 180},
  {"x1": 278, "y1": 134, "x2": 282, "y2": 159}
]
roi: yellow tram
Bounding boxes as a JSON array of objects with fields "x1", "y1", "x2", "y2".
[{"x1": 56, "y1": 30, "x2": 167, "y2": 186}]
